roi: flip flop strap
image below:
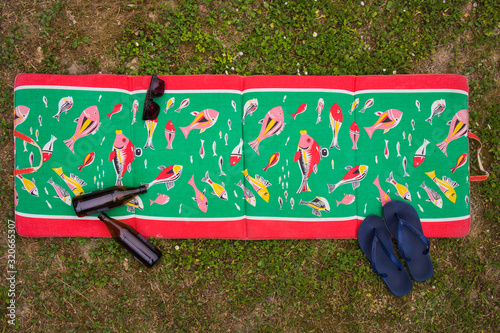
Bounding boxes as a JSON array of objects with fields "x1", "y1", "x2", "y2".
[
  {"x1": 395, "y1": 214, "x2": 430, "y2": 261},
  {"x1": 371, "y1": 230, "x2": 403, "y2": 278}
]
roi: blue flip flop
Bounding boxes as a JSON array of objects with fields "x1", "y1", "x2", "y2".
[
  {"x1": 383, "y1": 200, "x2": 434, "y2": 282},
  {"x1": 358, "y1": 215, "x2": 413, "y2": 297}
]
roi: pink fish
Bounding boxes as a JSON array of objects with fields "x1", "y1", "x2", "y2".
[
  {"x1": 336, "y1": 194, "x2": 355, "y2": 207},
  {"x1": 364, "y1": 109, "x2": 403, "y2": 139},
  {"x1": 131, "y1": 100, "x2": 139, "y2": 125},
  {"x1": 107, "y1": 103, "x2": 123, "y2": 119},
  {"x1": 165, "y1": 120, "x2": 175, "y2": 149},
  {"x1": 316, "y1": 98, "x2": 324, "y2": 124},
  {"x1": 14, "y1": 105, "x2": 30, "y2": 128},
  {"x1": 327, "y1": 165, "x2": 369, "y2": 192},
  {"x1": 41, "y1": 135, "x2": 57, "y2": 162},
  {"x1": 291, "y1": 103, "x2": 307, "y2": 119},
  {"x1": 145, "y1": 165, "x2": 183, "y2": 190},
  {"x1": 78, "y1": 152, "x2": 95, "y2": 171},
  {"x1": 109, "y1": 130, "x2": 142, "y2": 186},
  {"x1": 230, "y1": 139, "x2": 243, "y2": 166},
  {"x1": 188, "y1": 175, "x2": 208, "y2": 213},
  {"x1": 329, "y1": 103, "x2": 343, "y2": 150},
  {"x1": 294, "y1": 130, "x2": 329, "y2": 193},
  {"x1": 64, "y1": 105, "x2": 101, "y2": 153},
  {"x1": 350, "y1": 121, "x2": 359, "y2": 150},
  {"x1": 150, "y1": 194, "x2": 170, "y2": 206},
  {"x1": 436, "y1": 109, "x2": 469, "y2": 156},
  {"x1": 248, "y1": 106, "x2": 285, "y2": 155},
  {"x1": 263, "y1": 152, "x2": 280, "y2": 172},
  {"x1": 144, "y1": 116, "x2": 158, "y2": 150},
  {"x1": 180, "y1": 109, "x2": 219, "y2": 138},
  {"x1": 373, "y1": 175, "x2": 391, "y2": 206},
  {"x1": 414, "y1": 139, "x2": 430, "y2": 167},
  {"x1": 451, "y1": 153, "x2": 467, "y2": 173}
]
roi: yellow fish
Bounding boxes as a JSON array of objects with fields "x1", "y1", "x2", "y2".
[
  {"x1": 16, "y1": 174, "x2": 38, "y2": 197},
  {"x1": 242, "y1": 169, "x2": 271, "y2": 203},
  {"x1": 386, "y1": 171, "x2": 411, "y2": 201},
  {"x1": 52, "y1": 167, "x2": 86, "y2": 196},
  {"x1": 425, "y1": 170, "x2": 458, "y2": 203},
  {"x1": 201, "y1": 171, "x2": 228, "y2": 200}
]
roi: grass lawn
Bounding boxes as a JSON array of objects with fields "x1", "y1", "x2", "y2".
[{"x1": 0, "y1": 0, "x2": 498, "y2": 331}]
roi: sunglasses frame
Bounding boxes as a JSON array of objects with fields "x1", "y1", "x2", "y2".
[{"x1": 142, "y1": 74, "x2": 165, "y2": 120}]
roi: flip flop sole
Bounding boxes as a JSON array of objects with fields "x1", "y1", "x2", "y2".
[
  {"x1": 358, "y1": 215, "x2": 413, "y2": 297},
  {"x1": 383, "y1": 200, "x2": 434, "y2": 281}
]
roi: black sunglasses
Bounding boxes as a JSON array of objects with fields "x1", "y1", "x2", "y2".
[{"x1": 142, "y1": 74, "x2": 165, "y2": 120}]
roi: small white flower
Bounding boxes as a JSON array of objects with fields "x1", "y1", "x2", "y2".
[
  {"x1": 473, "y1": 3, "x2": 477, "y2": 7},
  {"x1": 361, "y1": 1, "x2": 365, "y2": 6},
  {"x1": 313, "y1": 32, "x2": 318, "y2": 37},
  {"x1": 231, "y1": 67, "x2": 235, "y2": 71},
  {"x1": 412, "y1": 52, "x2": 415, "y2": 56},
  {"x1": 225, "y1": 70, "x2": 229, "y2": 75},
  {"x1": 285, "y1": 1, "x2": 288, "y2": 4},
  {"x1": 239, "y1": 51, "x2": 243, "y2": 56},
  {"x1": 175, "y1": 245, "x2": 180, "y2": 250},
  {"x1": 283, "y1": 36, "x2": 287, "y2": 39},
  {"x1": 383, "y1": 68, "x2": 386, "y2": 72},
  {"x1": 135, "y1": 42, "x2": 139, "y2": 46},
  {"x1": 304, "y1": 71, "x2": 308, "y2": 75},
  {"x1": 393, "y1": 70, "x2": 397, "y2": 74},
  {"x1": 296, "y1": 62, "x2": 300, "y2": 66}
]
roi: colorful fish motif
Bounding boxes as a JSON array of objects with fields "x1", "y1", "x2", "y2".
[
  {"x1": 336, "y1": 194, "x2": 355, "y2": 207},
  {"x1": 386, "y1": 171, "x2": 411, "y2": 201},
  {"x1": 47, "y1": 178, "x2": 71, "y2": 205},
  {"x1": 425, "y1": 170, "x2": 458, "y2": 203},
  {"x1": 316, "y1": 98, "x2": 324, "y2": 124},
  {"x1": 188, "y1": 175, "x2": 208, "y2": 213},
  {"x1": 52, "y1": 167, "x2": 86, "y2": 195},
  {"x1": 373, "y1": 175, "x2": 391, "y2": 206},
  {"x1": 180, "y1": 109, "x2": 219, "y2": 138},
  {"x1": 327, "y1": 165, "x2": 368, "y2": 193},
  {"x1": 414, "y1": 139, "x2": 430, "y2": 167},
  {"x1": 349, "y1": 98, "x2": 359, "y2": 115},
  {"x1": 16, "y1": 174, "x2": 38, "y2": 197},
  {"x1": 263, "y1": 152, "x2": 280, "y2": 172},
  {"x1": 451, "y1": 153, "x2": 467, "y2": 173},
  {"x1": 229, "y1": 138, "x2": 244, "y2": 165},
  {"x1": 242, "y1": 99, "x2": 258, "y2": 125},
  {"x1": 236, "y1": 180, "x2": 257, "y2": 207},
  {"x1": 131, "y1": 100, "x2": 139, "y2": 125},
  {"x1": 144, "y1": 116, "x2": 158, "y2": 150},
  {"x1": 175, "y1": 98, "x2": 190, "y2": 113},
  {"x1": 109, "y1": 130, "x2": 142, "y2": 186},
  {"x1": 64, "y1": 105, "x2": 100, "y2": 154},
  {"x1": 299, "y1": 197, "x2": 330, "y2": 217},
  {"x1": 420, "y1": 181, "x2": 443, "y2": 208},
  {"x1": 350, "y1": 121, "x2": 359, "y2": 150},
  {"x1": 402, "y1": 156, "x2": 409, "y2": 177},
  {"x1": 150, "y1": 194, "x2": 170, "y2": 206},
  {"x1": 242, "y1": 169, "x2": 271, "y2": 203},
  {"x1": 426, "y1": 99, "x2": 446, "y2": 125},
  {"x1": 436, "y1": 109, "x2": 469, "y2": 156},
  {"x1": 165, "y1": 120, "x2": 175, "y2": 149},
  {"x1": 218, "y1": 156, "x2": 226, "y2": 176},
  {"x1": 358, "y1": 98, "x2": 374, "y2": 113},
  {"x1": 291, "y1": 103, "x2": 307, "y2": 119},
  {"x1": 364, "y1": 109, "x2": 403, "y2": 139},
  {"x1": 125, "y1": 196, "x2": 144, "y2": 213},
  {"x1": 164, "y1": 97, "x2": 175, "y2": 114},
  {"x1": 201, "y1": 171, "x2": 228, "y2": 200},
  {"x1": 145, "y1": 165, "x2": 183, "y2": 190},
  {"x1": 329, "y1": 102, "x2": 343, "y2": 150},
  {"x1": 384, "y1": 140, "x2": 389, "y2": 159},
  {"x1": 53, "y1": 97, "x2": 73, "y2": 122},
  {"x1": 294, "y1": 130, "x2": 329, "y2": 193},
  {"x1": 41, "y1": 135, "x2": 57, "y2": 162},
  {"x1": 107, "y1": 103, "x2": 123, "y2": 119},
  {"x1": 200, "y1": 139, "x2": 205, "y2": 159},
  {"x1": 14, "y1": 105, "x2": 30, "y2": 128},
  {"x1": 248, "y1": 106, "x2": 285, "y2": 155},
  {"x1": 78, "y1": 152, "x2": 95, "y2": 171}
]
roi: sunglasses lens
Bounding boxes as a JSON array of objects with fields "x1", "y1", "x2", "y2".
[
  {"x1": 142, "y1": 101, "x2": 160, "y2": 120},
  {"x1": 150, "y1": 75, "x2": 165, "y2": 98}
]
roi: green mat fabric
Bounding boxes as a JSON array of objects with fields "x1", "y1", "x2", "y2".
[{"x1": 14, "y1": 74, "x2": 471, "y2": 239}]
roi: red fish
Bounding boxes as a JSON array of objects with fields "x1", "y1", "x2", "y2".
[
  {"x1": 451, "y1": 153, "x2": 467, "y2": 173},
  {"x1": 329, "y1": 103, "x2": 343, "y2": 150},
  {"x1": 175, "y1": 98, "x2": 190, "y2": 113},
  {"x1": 414, "y1": 139, "x2": 430, "y2": 167},
  {"x1": 41, "y1": 135, "x2": 57, "y2": 162},
  {"x1": 131, "y1": 100, "x2": 139, "y2": 125},
  {"x1": 294, "y1": 130, "x2": 329, "y2": 193},
  {"x1": 436, "y1": 109, "x2": 468, "y2": 156},
  {"x1": 145, "y1": 165, "x2": 183, "y2": 190},
  {"x1": 230, "y1": 139, "x2": 243, "y2": 166},
  {"x1": 291, "y1": 103, "x2": 307, "y2": 119},
  {"x1": 316, "y1": 98, "x2": 324, "y2": 124},
  {"x1": 364, "y1": 109, "x2": 403, "y2": 139},
  {"x1": 165, "y1": 120, "x2": 175, "y2": 149},
  {"x1": 78, "y1": 152, "x2": 95, "y2": 171},
  {"x1": 263, "y1": 152, "x2": 280, "y2": 172},
  {"x1": 384, "y1": 140, "x2": 389, "y2": 159},
  {"x1": 200, "y1": 139, "x2": 205, "y2": 159},
  {"x1": 64, "y1": 105, "x2": 101, "y2": 153},
  {"x1": 107, "y1": 104, "x2": 123, "y2": 119},
  {"x1": 350, "y1": 121, "x2": 359, "y2": 150},
  {"x1": 188, "y1": 175, "x2": 208, "y2": 213},
  {"x1": 327, "y1": 165, "x2": 369, "y2": 193},
  {"x1": 180, "y1": 109, "x2": 219, "y2": 138},
  {"x1": 109, "y1": 130, "x2": 141, "y2": 186},
  {"x1": 248, "y1": 106, "x2": 286, "y2": 155}
]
